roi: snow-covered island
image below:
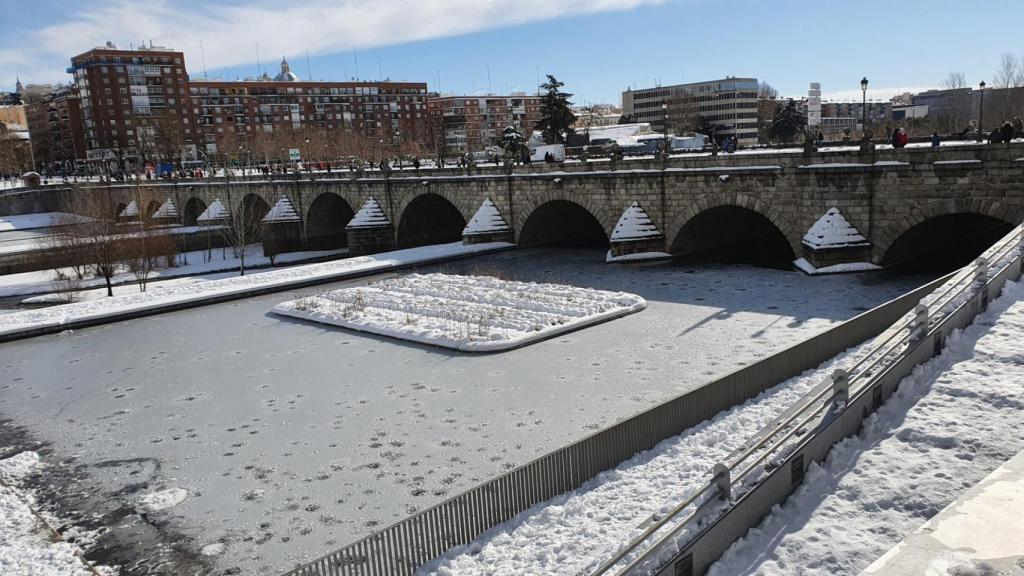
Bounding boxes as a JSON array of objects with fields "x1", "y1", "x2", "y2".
[{"x1": 272, "y1": 273, "x2": 646, "y2": 352}]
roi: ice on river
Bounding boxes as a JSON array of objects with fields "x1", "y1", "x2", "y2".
[{"x1": 0, "y1": 248, "x2": 931, "y2": 575}]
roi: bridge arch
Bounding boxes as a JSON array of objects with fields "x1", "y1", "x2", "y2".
[
  {"x1": 114, "y1": 202, "x2": 127, "y2": 220},
  {"x1": 144, "y1": 199, "x2": 162, "y2": 219},
  {"x1": 396, "y1": 191, "x2": 469, "y2": 248},
  {"x1": 517, "y1": 198, "x2": 611, "y2": 247},
  {"x1": 306, "y1": 192, "x2": 355, "y2": 250},
  {"x1": 666, "y1": 193, "x2": 800, "y2": 265},
  {"x1": 876, "y1": 199, "x2": 1019, "y2": 270},
  {"x1": 241, "y1": 193, "x2": 271, "y2": 225},
  {"x1": 182, "y1": 197, "x2": 207, "y2": 227},
  {"x1": 515, "y1": 191, "x2": 615, "y2": 247}
]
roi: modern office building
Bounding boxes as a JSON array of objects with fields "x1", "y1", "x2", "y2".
[{"x1": 621, "y1": 77, "x2": 759, "y2": 145}]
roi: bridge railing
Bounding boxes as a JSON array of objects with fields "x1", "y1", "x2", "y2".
[
  {"x1": 588, "y1": 222, "x2": 1024, "y2": 576},
  {"x1": 279, "y1": 270, "x2": 951, "y2": 576}
]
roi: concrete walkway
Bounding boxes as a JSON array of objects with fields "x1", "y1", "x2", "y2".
[{"x1": 862, "y1": 449, "x2": 1024, "y2": 575}]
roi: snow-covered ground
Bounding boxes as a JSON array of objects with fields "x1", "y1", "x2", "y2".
[
  {"x1": 0, "y1": 212, "x2": 89, "y2": 232},
  {"x1": 0, "y1": 244, "x2": 346, "y2": 301},
  {"x1": 0, "y1": 242, "x2": 510, "y2": 338},
  {"x1": 420, "y1": 310, "x2": 887, "y2": 575},
  {"x1": 0, "y1": 248, "x2": 930, "y2": 575},
  {"x1": 0, "y1": 451, "x2": 111, "y2": 576},
  {"x1": 707, "y1": 279, "x2": 1024, "y2": 576},
  {"x1": 273, "y1": 273, "x2": 646, "y2": 351}
]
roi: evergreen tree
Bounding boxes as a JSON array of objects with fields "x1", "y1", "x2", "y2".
[
  {"x1": 535, "y1": 75, "x2": 577, "y2": 144},
  {"x1": 617, "y1": 113, "x2": 637, "y2": 125},
  {"x1": 500, "y1": 125, "x2": 527, "y2": 161},
  {"x1": 769, "y1": 99, "x2": 807, "y2": 144}
]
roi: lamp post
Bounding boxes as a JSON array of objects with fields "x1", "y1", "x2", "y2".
[
  {"x1": 393, "y1": 132, "x2": 401, "y2": 170},
  {"x1": 661, "y1": 102, "x2": 670, "y2": 158},
  {"x1": 303, "y1": 137, "x2": 311, "y2": 175},
  {"x1": 978, "y1": 81, "x2": 986, "y2": 143},
  {"x1": 860, "y1": 77, "x2": 869, "y2": 139}
]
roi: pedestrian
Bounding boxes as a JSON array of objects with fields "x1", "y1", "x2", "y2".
[
  {"x1": 1014, "y1": 116, "x2": 1024, "y2": 139},
  {"x1": 931, "y1": 132, "x2": 941, "y2": 147},
  {"x1": 891, "y1": 127, "x2": 901, "y2": 147},
  {"x1": 898, "y1": 128, "x2": 909, "y2": 148},
  {"x1": 989, "y1": 127, "x2": 1003, "y2": 144},
  {"x1": 1000, "y1": 120, "x2": 1014, "y2": 143}
]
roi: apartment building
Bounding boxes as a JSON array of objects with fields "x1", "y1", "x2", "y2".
[
  {"x1": 24, "y1": 85, "x2": 86, "y2": 172},
  {"x1": 428, "y1": 94, "x2": 542, "y2": 155},
  {"x1": 68, "y1": 42, "x2": 192, "y2": 169},
  {"x1": 622, "y1": 77, "x2": 759, "y2": 146},
  {"x1": 189, "y1": 59, "x2": 430, "y2": 157}
]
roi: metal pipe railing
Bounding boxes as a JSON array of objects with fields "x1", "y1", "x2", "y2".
[{"x1": 592, "y1": 222, "x2": 1024, "y2": 576}]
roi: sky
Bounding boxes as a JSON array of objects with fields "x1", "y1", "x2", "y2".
[{"x1": 1, "y1": 0, "x2": 1022, "y2": 105}]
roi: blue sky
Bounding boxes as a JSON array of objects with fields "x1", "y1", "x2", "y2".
[{"x1": 2, "y1": 0, "x2": 1022, "y2": 104}]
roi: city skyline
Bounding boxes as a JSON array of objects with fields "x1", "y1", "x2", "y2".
[{"x1": 3, "y1": 0, "x2": 1024, "y2": 105}]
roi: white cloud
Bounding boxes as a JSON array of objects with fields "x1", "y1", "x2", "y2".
[{"x1": 3, "y1": 0, "x2": 665, "y2": 85}]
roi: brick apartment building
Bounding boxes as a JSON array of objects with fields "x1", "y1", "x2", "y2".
[
  {"x1": 68, "y1": 43, "x2": 192, "y2": 171},
  {"x1": 428, "y1": 94, "x2": 542, "y2": 155},
  {"x1": 62, "y1": 44, "x2": 432, "y2": 172},
  {"x1": 24, "y1": 85, "x2": 86, "y2": 172},
  {"x1": 189, "y1": 58, "x2": 430, "y2": 162}
]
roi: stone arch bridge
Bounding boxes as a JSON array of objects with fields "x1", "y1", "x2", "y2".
[{"x1": 7, "y1": 142, "x2": 1024, "y2": 268}]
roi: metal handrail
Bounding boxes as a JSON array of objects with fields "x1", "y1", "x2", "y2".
[{"x1": 592, "y1": 223, "x2": 1024, "y2": 576}]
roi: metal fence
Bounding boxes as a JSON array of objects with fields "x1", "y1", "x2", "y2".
[{"x1": 281, "y1": 272, "x2": 951, "y2": 576}]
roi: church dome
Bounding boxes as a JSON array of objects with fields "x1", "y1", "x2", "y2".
[{"x1": 274, "y1": 57, "x2": 300, "y2": 82}]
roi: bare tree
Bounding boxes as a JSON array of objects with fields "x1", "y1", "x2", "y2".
[
  {"x1": 940, "y1": 72, "x2": 968, "y2": 90},
  {"x1": 994, "y1": 53, "x2": 1022, "y2": 88},
  {"x1": 219, "y1": 193, "x2": 265, "y2": 276},
  {"x1": 67, "y1": 191, "x2": 128, "y2": 296}
]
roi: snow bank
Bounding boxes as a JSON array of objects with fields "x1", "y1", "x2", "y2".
[
  {"x1": 801, "y1": 207, "x2": 869, "y2": 249},
  {"x1": 347, "y1": 197, "x2": 389, "y2": 228},
  {"x1": 138, "y1": 487, "x2": 188, "y2": 512},
  {"x1": 611, "y1": 202, "x2": 662, "y2": 241},
  {"x1": 0, "y1": 212, "x2": 90, "y2": 231},
  {"x1": 421, "y1": 336, "x2": 877, "y2": 574},
  {"x1": 263, "y1": 196, "x2": 300, "y2": 223},
  {"x1": 0, "y1": 242, "x2": 511, "y2": 339},
  {"x1": 794, "y1": 257, "x2": 881, "y2": 275},
  {"x1": 463, "y1": 199, "x2": 510, "y2": 235},
  {"x1": 708, "y1": 280, "x2": 1024, "y2": 576},
  {"x1": 606, "y1": 250, "x2": 672, "y2": 263},
  {"x1": 0, "y1": 451, "x2": 105, "y2": 576},
  {"x1": 272, "y1": 273, "x2": 645, "y2": 352}
]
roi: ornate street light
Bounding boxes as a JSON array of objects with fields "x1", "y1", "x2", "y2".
[
  {"x1": 860, "y1": 77, "x2": 869, "y2": 138},
  {"x1": 978, "y1": 81, "x2": 986, "y2": 143}
]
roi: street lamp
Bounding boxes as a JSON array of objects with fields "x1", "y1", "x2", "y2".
[
  {"x1": 860, "y1": 77, "x2": 869, "y2": 138},
  {"x1": 303, "y1": 137, "x2": 311, "y2": 173},
  {"x1": 661, "y1": 102, "x2": 669, "y2": 156},
  {"x1": 394, "y1": 130, "x2": 402, "y2": 169},
  {"x1": 978, "y1": 81, "x2": 986, "y2": 143}
]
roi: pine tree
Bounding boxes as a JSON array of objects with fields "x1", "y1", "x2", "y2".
[
  {"x1": 769, "y1": 99, "x2": 807, "y2": 144},
  {"x1": 535, "y1": 75, "x2": 577, "y2": 144},
  {"x1": 501, "y1": 125, "x2": 527, "y2": 160}
]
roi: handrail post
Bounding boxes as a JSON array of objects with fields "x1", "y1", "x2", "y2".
[
  {"x1": 909, "y1": 303, "x2": 929, "y2": 342},
  {"x1": 831, "y1": 368, "x2": 849, "y2": 405},
  {"x1": 974, "y1": 256, "x2": 989, "y2": 284},
  {"x1": 712, "y1": 463, "x2": 731, "y2": 501}
]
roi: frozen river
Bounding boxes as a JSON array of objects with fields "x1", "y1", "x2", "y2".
[{"x1": 0, "y1": 248, "x2": 931, "y2": 575}]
